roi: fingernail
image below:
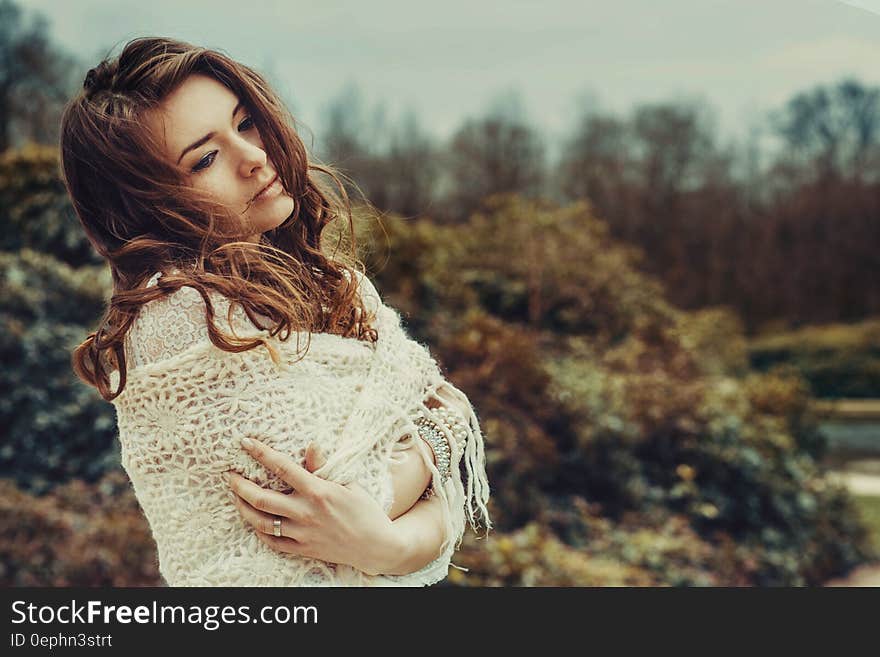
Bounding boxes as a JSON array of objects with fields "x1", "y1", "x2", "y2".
[
  {"x1": 222, "y1": 472, "x2": 231, "y2": 484},
  {"x1": 241, "y1": 437, "x2": 254, "y2": 449}
]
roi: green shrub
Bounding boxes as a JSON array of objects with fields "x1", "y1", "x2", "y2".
[
  {"x1": 748, "y1": 318, "x2": 880, "y2": 398},
  {"x1": 0, "y1": 249, "x2": 116, "y2": 493},
  {"x1": 851, "y1": 495, "x2": 880, "y2": 553},
  {"x1": 0, "y1": 146, "x2": 102, "y2": 267},
  {"x1": 355, "y1": 194, "x2": 876, "y2": 584}
]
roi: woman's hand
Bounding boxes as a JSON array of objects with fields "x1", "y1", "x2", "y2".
[{"x1": 225, "y1": 437, "x2": 403, "y2": 576}]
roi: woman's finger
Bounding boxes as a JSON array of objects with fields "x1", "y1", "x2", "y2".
[
  {"x1": 304, "y1": 442, "x2": 328, "y2": 473},
  {"x1": 227, "y1": 472, "x2": 310, "y2": 519},
  {"x1": 253, "y1": 528, "x2": 306, "y2": 555},
  {"x1": 231, "y1": 491, "x2": 300, "y2": 540},
  {"x1": 240, "y1": 437, "x2": 323, "y2": 494}
]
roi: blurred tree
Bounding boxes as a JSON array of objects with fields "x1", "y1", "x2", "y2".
[
  {"x1": 557, "y1": 97, "x2": 742, "y2": 311},
  {"x1": 630, "y1": 100, "x2": 718, "y2": 201},
  {"x1": 443, "y1": 90, "x2": 546, "y2": 222},
  {"x1": 0, "y1": 0, "x2": 79, "y2": 152},
  {"x1": 383, "y1": 109, "x2": 440, "y2": 218},
  {"x1": 626, "y1": 100, "x2": 723, "y2": 288},
  {"x1": 557, "y1": 110, "x2": 634, "y2": 224},
  {"x1": 319, "y1": 81, "x2": 374, "y2": 170},
  {"x1": 769, "y1": 77, "x2": 880, "y2": 184},
  {"x1": 556, "y1": 97, "x2": 722, "y2": 242},
  {"x1": 317, "y1": 82, "x2": 389, "y2": 208},
  {"x1": 318, "y1": 83, "x2": 441, "y2": 219}
]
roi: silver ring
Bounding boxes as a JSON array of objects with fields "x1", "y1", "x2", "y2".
[{"x1": 273, "y1": 517, "x2": 282, "y2": 537}]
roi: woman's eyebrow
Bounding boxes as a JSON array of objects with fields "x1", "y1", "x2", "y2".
[{"x1": 177, "y1": 100, "x2": 244, "y2": 164}]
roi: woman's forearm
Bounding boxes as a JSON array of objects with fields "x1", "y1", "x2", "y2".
[
  {"x1": 383, "y1": 493, "x2": 448, "y2": 575},
  {"x1": 386, "y1": 393, "x2": 447, "y2": 520},
  {"x1": 387, "y1": 437, "x2": 434, "y2": 520},
  {"x1": 381, "y1": 391, "x2": 460, "y2": 573}
]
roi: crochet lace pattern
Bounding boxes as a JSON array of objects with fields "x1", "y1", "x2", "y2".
[{"x1": 110, "y1": 268, "x2": 491, "y2": 586}]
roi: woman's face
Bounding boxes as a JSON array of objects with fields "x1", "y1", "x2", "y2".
[{"x1": 145, "y1": 73, "x2": 295, "y2": 242}]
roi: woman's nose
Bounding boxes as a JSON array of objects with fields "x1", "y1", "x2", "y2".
[{"x1": 238, "y1": 139, "x2": 268, "y2": 176}]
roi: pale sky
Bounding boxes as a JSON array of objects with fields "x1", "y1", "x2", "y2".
[{"x1": 19, "y1": 0, "x2": 880, "y2": 158}]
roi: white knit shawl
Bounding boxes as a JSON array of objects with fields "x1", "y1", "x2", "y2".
[{"x1": 109, "y1": 269, "x2": 492, "y2": 586}]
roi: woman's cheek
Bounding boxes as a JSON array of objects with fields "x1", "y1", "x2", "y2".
[{"x1": 203, "y1": 177, "x2": 227, "y2": 203}]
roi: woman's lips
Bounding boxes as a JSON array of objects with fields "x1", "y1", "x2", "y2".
[{"x1": 253, "y1": 174, "x2": 280, "y2": 202}]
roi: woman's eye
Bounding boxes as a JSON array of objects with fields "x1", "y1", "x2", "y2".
[
  {"x1": 192, "y1": 152, "x2": 216, "y2": 172},
  {"x1": 190, "y1": 116, "x2": 256, "y2": 173}
]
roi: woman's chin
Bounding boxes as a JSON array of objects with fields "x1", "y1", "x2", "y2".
[
  {"x1": 272, "y1": 194, "x2": 296, "y2": 225},
  {"x1": 251, "y1": 197, "x2": 295, "y2": 236}
]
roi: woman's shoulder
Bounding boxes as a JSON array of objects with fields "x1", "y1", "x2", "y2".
[
  {"x1": 139, "y1": 269, "x2": 222, "y2": 327},
  {"x1": 125, "y1": 266, "x2": 382, "y2": 370},
  {"x1": 347, "y1": 268, "x2": 382, "y2": 314},
  {"x1": 142, "y1": 268, "x2": 213, "y2": 308},
  {"x1": 125, "y1": 269, "x2": 226, "y2": 370}
]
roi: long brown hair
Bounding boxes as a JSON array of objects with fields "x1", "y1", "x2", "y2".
[{"x1": 60, "y1": 36, "x2": 380, "y2": 402}]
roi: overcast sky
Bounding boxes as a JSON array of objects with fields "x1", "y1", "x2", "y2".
[{"x1": 19, "y1": 0, "x2": 880, "y2": 157}]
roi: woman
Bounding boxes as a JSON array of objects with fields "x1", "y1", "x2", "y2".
[{"x1": 59, "y1": 36, "x2": 491, "y2": 586}]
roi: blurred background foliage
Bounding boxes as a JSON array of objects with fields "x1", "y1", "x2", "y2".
[{"x1": 2, "y1": 0, "x2": 879, "y2": 586}]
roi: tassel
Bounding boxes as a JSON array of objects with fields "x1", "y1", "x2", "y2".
[{"x1": 422, "y1": 379, "x2": 493, "y2": 539}]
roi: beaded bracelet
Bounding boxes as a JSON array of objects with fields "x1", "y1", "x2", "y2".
[
  {"x1": 413, "y1": 403, "x2": 470, "y2": 499},
  {"x1": 433, "y1": 404, "x2": 469, "y2": 454},
  {"x1": 414, "y1": 415, "x2": 452, "y2": 482}
]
